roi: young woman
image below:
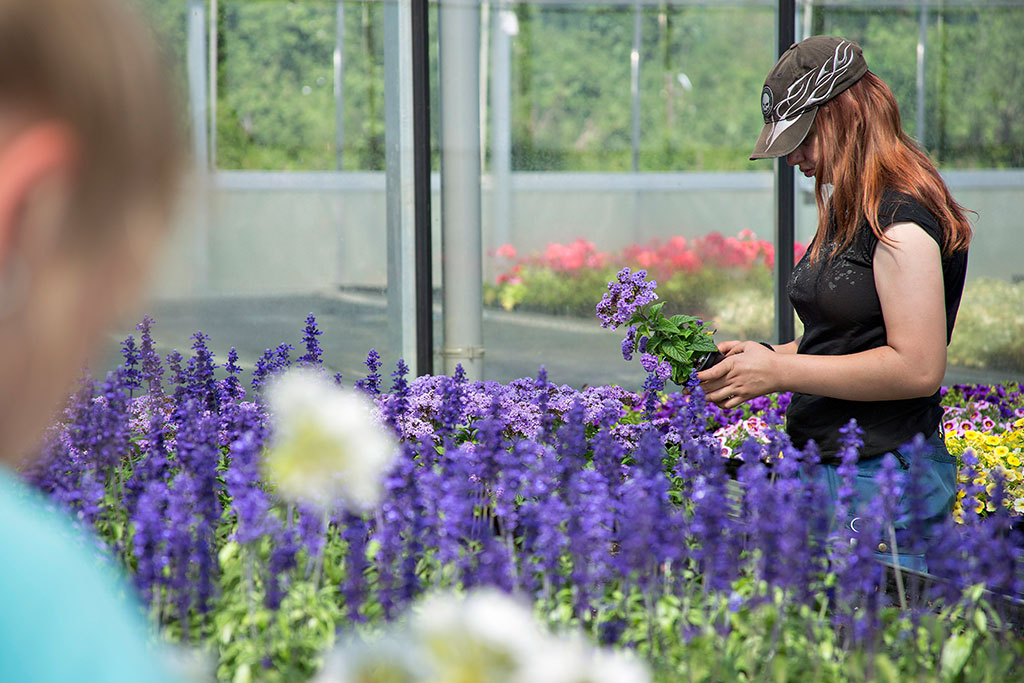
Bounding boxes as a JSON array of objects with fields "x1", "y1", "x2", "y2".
[
  {"x1": 697, "y1": 36, "x2": 972, "y2": 570},
  {"x1": 0, "y1": 0, "x2": 186, "y2": 679}
]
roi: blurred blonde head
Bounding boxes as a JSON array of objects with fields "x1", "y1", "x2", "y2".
[{"x1": 0, "y1": 0, "x2": 185, "y2": 463}]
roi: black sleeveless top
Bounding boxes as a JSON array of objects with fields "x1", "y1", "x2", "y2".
[{"x1": 786, "y1": 190, "x2": 968, "y2": 463}]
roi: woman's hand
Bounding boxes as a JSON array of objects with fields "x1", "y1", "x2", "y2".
[{"x1": 697, "y1": 341, "x2": 778, "y2": 409}]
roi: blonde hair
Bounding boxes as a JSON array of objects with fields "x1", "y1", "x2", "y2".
[{"x1": 0, "y1": 0, "x2": 185, "y2": 247}]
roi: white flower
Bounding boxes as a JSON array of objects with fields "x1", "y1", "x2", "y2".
[
  {"x1": 263, "y1": 368, "x2": 398, "y2": 512},
  {"x1": 517, "y1": 635, "x2": 651, "y2": 683},
  {"x1": 411, "y1": 590, "x2": 545, "y2": 682},
  {"x1": 313, "y1": 635, "x2": 420, "y2": 683}
]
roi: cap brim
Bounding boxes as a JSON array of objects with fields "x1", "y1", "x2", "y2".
[{"x1": 749, "y1": 108, "x2": 818, "y2": 160}]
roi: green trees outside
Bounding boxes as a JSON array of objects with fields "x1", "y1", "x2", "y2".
[{"x1": 139, "y1": 0, "x2": 1024, "y2": 172}]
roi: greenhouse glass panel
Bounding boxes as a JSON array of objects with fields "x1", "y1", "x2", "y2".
[
  {"x1": 467, "y1": 0, "x2": 779, "y2": 387},
  {"x1": 123, "y1": 0, "x2": 407, "y2": 388}
]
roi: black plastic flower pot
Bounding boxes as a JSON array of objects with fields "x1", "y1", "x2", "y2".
[{"x1": 694, "y1": 350, "x2": 725, "y2": 372}]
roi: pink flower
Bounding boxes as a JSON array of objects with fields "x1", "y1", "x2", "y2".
[{"x1": 494, "y1": 243, "x2": 517, "y2": 260}]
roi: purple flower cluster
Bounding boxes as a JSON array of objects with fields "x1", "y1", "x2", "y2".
[
  {"x1": 595, "y1": 267, "x2": 658, "y2": 329},
  {"x1": 20, "y1": 313, "x2": 1024, "y2": 663}
]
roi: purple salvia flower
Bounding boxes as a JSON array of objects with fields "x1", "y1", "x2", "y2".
[
  {"x1": 436, "y1": 444, "x2": 479, "y2": 571},
  {"x1": 119, "y1": 335, "x2": 142, "y2": 394},
  {"x1": 437, "y1": 368, "x2": 467, "y2": 445},
  {"x1": 264, "y1": 525, "x2": 299, "y2": 610},
  {"x1": 297, "y1": 503, "x2": 326, "y2": 562},
  {"x1": 131, "y1": 479, "x2": 169, "y2": 605},
  {"x1": 354, "y1": 348, "x2": 382, "y2": 396},
  {"x1": 567, "y1": 467, "x2": 614, "y2": 616},
  {"x1": 137, "y1": 315, "x2": 163, "y2": 396},
  {"x1": 534, "y1": 366, "x2": 555, "y2": 441},
  {"x1": 381, "y1": 359, "x2": 410, "y2": 434},
  {"x1": 518, "y1": 445, "x2": 570, "y2": 598},
  {"x1": 225, "y1": 431, "x2": 272, "y2": 546},
  {"x1": 164, "y1": 471, "x2": 197, "y2": 630},
  {"x1": 642, "y1": 369, "x2": 666, "y2": 417},
  {"x1": 341, "y1": 513, "x2": 369, "y2": 623},
  {"x1": 555, "y1": 400, "x2": 589, "y2": 471},
  {"x1": 219, "y1": 347, "x2": 244, "y2": 407},
  {"x1": 251, "y1": 348, "x2": 277, "y2": 392},
  {"x1": 186, "y1": 331, "x2": 218, "y2": 412},
  {"x1": 298, "y1": 312, "x2": 324, "y2": 366}
]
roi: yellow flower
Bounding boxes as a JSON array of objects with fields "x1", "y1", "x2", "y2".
[
  {"x1": 964, "y1": 430, "x2": 982, "y2": 442},
  {"x1": 1014, "y1": 498, "x2": 1024, "y2": 515},
  {"x1": 1004, "y1": 469, "x2": 1020, "y2": 483},
  {"x1": 1007, "y1": 453, "x2": 1022, "y2": 468},
  {"x1": 1014, "y1": 417, "x2": 1024, "y2": 428},
  {"x1": 985, "y1": 435, "x2": 1002, "y2": 447},
  {"x1": 994, "y1": 446, "x2": 1010, "y2": 458}
]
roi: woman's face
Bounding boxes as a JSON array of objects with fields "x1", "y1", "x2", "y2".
[{"x1": 785, "y1": 123, "x2": 819, "y2": 179}]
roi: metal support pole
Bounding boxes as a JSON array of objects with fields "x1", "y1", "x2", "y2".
[
  {"x1": 335, "y1": 0, "x2": 345, "y2": 170},
  {"x1": 491, "y1": 5, "x2": 515, "y2": 251},
  {"x1": 774, "y1": 0, "x2": 796, "y2": 344},
  {"x1": 187, "y1": 1, "x2": 208, "y2": 172},
  {"x1": 439, "y1": 0, "x2": 484, "y2": 380},
  {"x1": 186, "y1": 0, "x2": 210, "y2": 293},
  {"x1": 630, "y1": 0, "x2": 642, "y2": 173},
  {"x1": 208, "y1": 0, "x2": 218, "y2": 169},
  {"x1": 916, "y1": 1, "x2": 928, "y2": 147},
  {"x1": 384, "y1": 0, "x2": 418, "y2": 371},
  {"x1": 411, "y1": 0, "x2": 434, "y2": 376}
]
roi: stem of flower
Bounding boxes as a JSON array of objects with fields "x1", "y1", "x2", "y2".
[{"x1": 888, "y1": 523, "x2": 907, "y2": 611}]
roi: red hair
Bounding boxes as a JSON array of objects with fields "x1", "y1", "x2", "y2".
[{"x1": 807, "y1": 72, "x2": 972, "y2": 263}]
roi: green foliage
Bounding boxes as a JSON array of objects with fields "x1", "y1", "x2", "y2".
[
  {"x1": 628, "y1": 302, "x2": 720, "y2": 385},
  {"x1": 948, "y1": 277, "x2": 1024, "y2": 373},
  {"x1": 152, "y1": 1, "x2": 1023, "y2": 171}
]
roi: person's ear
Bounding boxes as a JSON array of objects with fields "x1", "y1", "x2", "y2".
[{"x1": 0, "y1": 122, "x2": 78, "y2": 262}]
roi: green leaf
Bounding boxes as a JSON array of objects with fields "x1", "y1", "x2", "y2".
[
  {"x1": 654, "y1": 318, "x2": 680, "y2": 334},
  {"x1": 691, "y1": 334, "x2": 720, "y2": 353},
  {"x1": 661, "y1": 343, "x2": 687, "y2": 364},
  {"x1": 940, "y1": 632, "x2": 976, "y2": 681},
  {"x1": 219, "y1": 541, "x2": 240, "y2": 568}
]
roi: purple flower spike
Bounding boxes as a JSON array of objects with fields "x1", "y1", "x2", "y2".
[{"x1": 298, "y1": 313, "x2": 324, "y2": 366}]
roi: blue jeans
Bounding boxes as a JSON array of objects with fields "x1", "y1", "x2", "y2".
[{"x1": 808, "y1": 427, "x2": 957, "y2": 573}]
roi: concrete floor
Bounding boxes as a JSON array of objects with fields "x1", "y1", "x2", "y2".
[{"x1": 103, "y1": 290, "x2": 1022, "y2": 393}]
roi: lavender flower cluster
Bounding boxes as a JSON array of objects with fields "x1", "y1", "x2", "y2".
[
  {"x1": 20, "y1": 314, "x2": 1024, "y2": 675},
  {"x1": 595, "y1": 267, "x2": 658, "y2": 329}
]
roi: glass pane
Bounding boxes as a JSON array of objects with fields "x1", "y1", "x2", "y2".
[
  {"x1": 124, "y1": 0, "x2": 399, "y2": 392},
  {"x1": 467, "y1": 1, "x2": 778, "y2": 387},
  {"x1": 797, "y1": 1, "x2": 1024, "y2": 386}
]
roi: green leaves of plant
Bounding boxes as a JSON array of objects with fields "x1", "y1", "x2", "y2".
[{"x1": 624, "y1": 301, "x2": 719, "y2": 385}]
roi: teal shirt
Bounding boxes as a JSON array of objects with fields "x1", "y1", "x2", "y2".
[{"x1": 0, "y1": 467, "x2": 183, "y2": 683}]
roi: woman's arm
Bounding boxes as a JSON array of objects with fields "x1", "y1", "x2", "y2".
[{"x1": 698, "y1": 222, "x2": 947, "y2": 409}]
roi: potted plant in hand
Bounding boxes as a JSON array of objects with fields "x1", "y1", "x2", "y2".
[{"x1": 597, "y1": 267, "x2": 722, "y2": 386}]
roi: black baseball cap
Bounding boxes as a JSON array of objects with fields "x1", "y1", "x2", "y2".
[{"x1": 750, "y1": 36, "x2": 869, "y2": 160}]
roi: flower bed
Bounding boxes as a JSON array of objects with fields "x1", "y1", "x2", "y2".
[
  {"x1": 21, "y1": 314, "x2": 1024, "y2": 682},
  {"x1": 487, "y1": 234, "x2": 1024, "y2": 372}
]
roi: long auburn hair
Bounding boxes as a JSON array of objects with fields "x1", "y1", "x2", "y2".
[{"x1": 807, "y1": 71, "x2": 972, "y2": 263}]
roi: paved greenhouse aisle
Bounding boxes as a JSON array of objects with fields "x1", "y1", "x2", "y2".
[
  {"x1": 104, "y1": 290, "x2": 1021, "y2": 392},
  {"x1": 105, "y1": 291, "x2": 648, "y2": 391}
]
